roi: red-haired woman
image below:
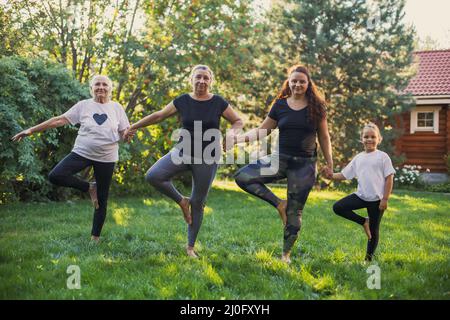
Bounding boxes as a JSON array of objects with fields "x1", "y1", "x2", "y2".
[{"x1": 232, "y1": 65, "x2": 333, "y2": 263}]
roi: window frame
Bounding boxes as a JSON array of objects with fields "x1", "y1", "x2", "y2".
[{"x1": 410, "y1": 106, "x2": 441, "y2": 134}]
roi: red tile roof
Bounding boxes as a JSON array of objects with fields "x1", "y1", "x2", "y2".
[{"x1": 404, "y1": 49, "x2": 450, "y2": 96}]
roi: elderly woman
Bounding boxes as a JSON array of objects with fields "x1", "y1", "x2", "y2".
[
  {"x1": 232, "y1": 65, "x2": 333, "y2": 264},
  {"x1": 12, "y1": 75, "x2": 130, "y2": 242},
  {"x1": 125, "y1": 65, "x2": 243, "y2": 258}
]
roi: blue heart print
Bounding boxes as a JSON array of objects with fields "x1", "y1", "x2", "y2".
[{"x1": 93, "y1": 113, "x2": 108, "y2": 125}]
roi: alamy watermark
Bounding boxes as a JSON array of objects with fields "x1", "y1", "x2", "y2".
[
  {"x1": 169, "y1": 121, "x2": 280, "y2": 175},
  {"x1": 366, "y1": 5, "x2": 395, "y2": 30},
  {"x1": 67, "y1": 265, "x2": 81, "y2": 289},
  {"x1": 366, "y1": 264, "x2": 381, "y2": 290}
]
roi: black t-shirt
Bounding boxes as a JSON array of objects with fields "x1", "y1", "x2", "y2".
[
  {"x1": 268, "y1": 99, "x2": 318, "y2": 157},
  {"x1": 173, "y1": 93, "x2": 229, "y2": 158}
]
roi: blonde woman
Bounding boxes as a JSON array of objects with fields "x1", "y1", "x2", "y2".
[{"x1": 125, "y1": 65, "x2": 243, "y2": 258}]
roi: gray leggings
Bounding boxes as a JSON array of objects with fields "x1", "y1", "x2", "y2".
[
  {"x1": 145, "y1": 150, "x2": 218, "y2": 247},
  {"x1": 234, "y1": 153, "x2": 316, "y2": 254}
]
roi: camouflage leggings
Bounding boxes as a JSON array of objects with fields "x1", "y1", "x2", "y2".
[{"x1": 234, "y1": 153, "x2": 316, "y2": 253}]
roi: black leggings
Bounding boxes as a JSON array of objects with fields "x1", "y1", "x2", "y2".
[
  {"x1": 234, "y1": 153, "x2": 316, "y2": 254},
  {"x1": 48, "y1": 152, "x2": 115, "y2": 237},
  {"x1": 333, "y1": 193, "x2": 384, "y2": 261}
]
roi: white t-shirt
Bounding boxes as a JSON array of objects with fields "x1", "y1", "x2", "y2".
[
  {"x1": 341, "y1": 150, "x2": 396, "y2": 201},
  {"x1": 63, "y1": 99, "x2": 130, "y2": 162}
]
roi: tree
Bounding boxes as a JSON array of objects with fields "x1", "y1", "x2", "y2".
[
  {"x1": 415, "y1": 35, "x2": 442, "y2": 51},
  {"x1": 5, "y1": 0, "x2": 143, "y2": 82},
  {"x1": 111, "y1": 0, "x2": 270, "y2": 191},
  {"x1": 265, "y1": 0, "x2": 416, "y2": 165},
  {"x1": 5, "y1": 0, "x2": 267, "y2": 114},
  {"x1": 0, "y1": 5, "x2": 25, "y2": 56},
  {"x1": 3, "y1": 0, "x2": 269, "y2": 195}
]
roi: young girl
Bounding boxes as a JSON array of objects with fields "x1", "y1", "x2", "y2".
[{"x1": 324, "y1": 123, "x2": 395, "y2": 261}]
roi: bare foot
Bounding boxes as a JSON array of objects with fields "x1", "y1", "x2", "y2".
[
  {"x1": 88, "y1": 182, "x2": 99, "y2": 209},
  {"x1": 276, "y1": 200, "x2": 287, "y2": 226},
  {"x1": 179, "y1": 197, "x2": 192, "y2": 225},
  {"x1": 90, "y1": 235, "x2": 100, "y2": 243},
  {"x1": 281, "y1": 253, "x2": 291, "y2": 264},
  {"x1": 363, "y1": 218, "x2": 372, "y2": 240},
  {"x1": 186, "y1": 246, "x2": 199, "y2": 258}
]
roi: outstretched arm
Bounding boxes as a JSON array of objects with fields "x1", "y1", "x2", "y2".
[
  {"x1": 11, "y1": 115, "x2": 70, "y2": 142},
  {"x1": 234, "y1": 116, "x2": 277, "y2": 145},
  {"x1": 124, "y1": 101, "x2": 177, "y2": 141},
  {"x1": 321, "y1": 166, "x2": 347, "y2": 180},
  {"x1": 222, "y1": 105, "x2": 244, "y2": 135},
  {"x1": 129, "y1": 101, "x2": 177, "y2": 131}
]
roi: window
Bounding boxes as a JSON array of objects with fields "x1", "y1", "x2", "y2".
[
  {"x1": 417, "y1": 112, "x2": 434, "y2": 128},
  {"x1": 410, "y1": 106, "x2": 441, "y2": 134}
]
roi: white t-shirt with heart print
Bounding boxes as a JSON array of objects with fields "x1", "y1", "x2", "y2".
[{"x1": 63, "y1": 98, "x2": 130, "y2": 162}]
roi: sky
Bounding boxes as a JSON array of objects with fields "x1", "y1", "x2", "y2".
[
  {"x1": 259, "y1": 0, "x2": 450, "y2": 49},
  {"x1": 403, "y1": 0, "x2": 450, "y2": 48}
]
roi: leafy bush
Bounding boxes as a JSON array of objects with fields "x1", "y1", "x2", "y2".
[
  {"x1": 0, "y1": 56, "x2": 89, "y2": 203},
  {"x1": 424, "y1": 182, "x2": 450, "y2": 193}
]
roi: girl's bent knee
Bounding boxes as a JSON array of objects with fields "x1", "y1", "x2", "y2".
[{"x1": 333, "y1": 202, "x2": 344, "y2": 215}]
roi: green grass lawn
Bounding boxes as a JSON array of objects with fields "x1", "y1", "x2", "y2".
[{"x1": 1, "y1": 180, "x2": 449, "y2": 299}]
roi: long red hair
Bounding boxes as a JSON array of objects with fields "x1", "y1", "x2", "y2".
[{"x1": 275, "y1": 65, "x2": 327, "y2": 126}]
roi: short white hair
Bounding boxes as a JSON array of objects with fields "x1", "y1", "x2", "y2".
[{"x1": 89, "y1": 75, "x2": 113, "y2": 99}]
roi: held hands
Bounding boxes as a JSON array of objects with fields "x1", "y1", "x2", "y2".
[
  {"x1": 123, "y1": 127, "x2": 137, "y2": 143},
  {"x1": 11, "y1": 129, "x2": 32, "y2": 142},
  {"x1": 222, "y1": 133, "x2": 237, "y2": 152},
  {"x1": 320, "y1": 166, "x2": 334, "y2": 179}
]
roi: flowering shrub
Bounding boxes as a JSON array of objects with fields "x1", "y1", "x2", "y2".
[{"x1": 394, "y1": 165, "x2": 430, "y2": 186}]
